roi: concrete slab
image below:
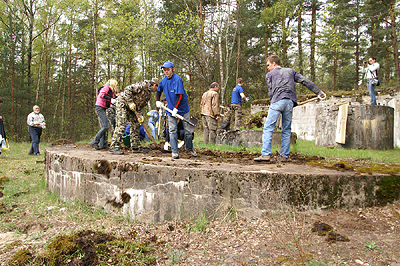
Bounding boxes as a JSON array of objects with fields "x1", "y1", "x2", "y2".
[{"x1": 45, "y1": 146, "x2": 391, "y2": 223}]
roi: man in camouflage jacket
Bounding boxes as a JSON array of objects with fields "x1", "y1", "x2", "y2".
[{"x1": 109, "y1": 78, "x2": 159, "y2": 154}]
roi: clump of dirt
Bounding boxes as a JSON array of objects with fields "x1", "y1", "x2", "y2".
[
  {"x1": 52, "y1": 139, "x2": 74, "y2": 146},
  {"x1": 93, "y1": 160, "x2": 112, "y2": 178},
  {"x1": 245, "y1": 111, "x2": 268, "y2": 129},
  {"x1": 311, "y1": 221, "x2": 350, "y2": 243},
  {"x1": 10, "y1": 230, "x2": 155, "y2": 266},
  {"x1": 8, "y1": 249, "x2": 32, "y2": 266}
]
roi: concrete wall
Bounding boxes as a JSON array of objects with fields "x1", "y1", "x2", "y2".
[
  {"x1": 45, "y1": 147, "x2": 395, "y2": 223},
  {"x1": 254, "y1": 91, "x2": 400, "y2": 148}
]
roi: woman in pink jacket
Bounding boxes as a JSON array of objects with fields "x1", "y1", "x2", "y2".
[{"x1": 90, "y1": 79, "x2": 118, "y2": 150}]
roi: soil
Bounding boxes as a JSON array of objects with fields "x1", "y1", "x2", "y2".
[{"x1": 1, "y1": 144, "x2": 400, "y2": 265}]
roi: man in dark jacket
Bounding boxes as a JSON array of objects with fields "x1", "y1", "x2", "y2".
[{"x1": 254, "y1": 55, "x2": 326, "y2": 162}]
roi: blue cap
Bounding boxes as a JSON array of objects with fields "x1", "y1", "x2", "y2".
[{"x1": 161, "y1": 61, "x2": 174, "y2": 69}]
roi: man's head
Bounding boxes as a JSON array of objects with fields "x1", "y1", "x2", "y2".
[
  {"x1": 237, "y1": 78, "x2": 244, "y2": 85},
  {"x1": 33, "y1": 105, "x2": 40, "y2": 114},
  {"x1": 267, "y1": 55, "x2": 281, "y2": 71},
  {"x1": 161, "y1": 61, "x2": 175, "y2": 79},
  {"x1": 369, "y1": 57, "x2": 376, "y2": 64},
  {"x1": 161, "y1": 96, "x2": 167, "y2": 104},
  {"x1": 150, "y1": 77, "x2": 159, "y2": 92},
  {"x1": 210, "y1": 82, "x2": 219, "y2": 92}
]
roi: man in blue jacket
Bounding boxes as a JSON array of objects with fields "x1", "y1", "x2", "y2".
[
  {"x1": 156, "y1": 61, "x2": 197, "y2": 159},
  {"x1": 230, "y1": 78, "x2": 248, "y2": 131},
  {"x1": 254, "y1": 55, "x2": 326, "y2": 162}
]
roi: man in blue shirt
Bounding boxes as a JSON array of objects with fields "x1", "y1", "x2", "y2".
[
  {"x1": 254, "y1": 55, "x2": 326, "y2": 162},
  {"x1": 156, "y1": 61, "x2": 197, "y2": 159},
  {"x1": 230, "y1": 78, "x2": 248, "y2": 131}
]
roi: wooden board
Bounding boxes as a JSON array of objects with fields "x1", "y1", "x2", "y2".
[{"x1": 335, "y1": 103, "x2": 349, "y2": 144}]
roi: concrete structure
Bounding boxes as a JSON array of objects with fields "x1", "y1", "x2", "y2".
[
  {"x1": 252, "y1": 90, "x2": 400, "y2": 148},
  {"x1": 45, "y1": 146, "x2": 398, "y2": 223}
]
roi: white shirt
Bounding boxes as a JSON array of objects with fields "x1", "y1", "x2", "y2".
[
  {"x1": 27, "y1": 112, "x2": 46, "y2": 128},
  {"x1": 362, "y1": 62, "x2": 380, "y2": 79}
]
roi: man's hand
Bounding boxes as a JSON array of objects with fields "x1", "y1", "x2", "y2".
[
  {"x1": 129, "y1": 103, "x2": 136, "y2": 111},
  {"x1": 137, "y1": 115, "x2": 144, "y2": 124},
  {"x1": 156, "y1": 122, "x2": 159, "y2": 128},
  {"x1": 317, "y1": 91, "x2": 326, "y2": 100},
  {"x1": 171, "y1": 108, "x2": 178, "y2": 117},
  {"x1": 156, "y1": 101, "x2": 162, "y2": 108},
  {"x1": 0, "y1": 116, "x2": 2, "y2": 120}
]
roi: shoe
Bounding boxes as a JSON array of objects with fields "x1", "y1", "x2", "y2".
[
  {"x1": 254, "y1": 155, "x2": 271, "y2": 161},
  {"x1": 28, "y1": 152, "x2": 34, "y2": 155},
  {"x1": 190, "y1": 150, "x2": 197, "y2": 157},
  {"x1": 109, "y1": 149, "x2": 124, "y2": 155},
  {"x1": 172, "y1": 153, "x2": 179, "y2": 159},
  {"x1": 132, "y1": 147, "x2": 149, "y2": 153},
  {"x1": 280, "y1": 156, "x2": 291, "y2": 162},
  {"x1": 90, "y1": 143, "x2": 100, "y2": 150},
  {"x1": 35, "y1": 153, "x2": 41, "y2": 156}
]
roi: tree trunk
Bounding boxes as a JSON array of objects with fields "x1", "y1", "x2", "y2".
[
  {"x1": 236, "y1": 0, "x2": 241, "y2": 81},
  {"x1": 310, "y1": 0, "x2": 317, "y2": 81},
  {"x1": 390, "y1": 2, "x2": 400, "y2": 81},
  {"x1": 264, "y1": 1, "x2": 269, "y2": 75},
  {"x1": 297, "y1": 2, "x2": 303, "y2": 74},
  {"x1": 217, "y1": 0, "x2": 225, "y2": 105}
]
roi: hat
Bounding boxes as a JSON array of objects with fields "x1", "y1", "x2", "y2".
[
  {"x1": 151, "y1": 77, "x2": 160, "y2": 85},
  {"x1": 161, "y1": 61, "x2": 174, "y2": 69}
]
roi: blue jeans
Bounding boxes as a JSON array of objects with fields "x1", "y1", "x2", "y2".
[
  {"x1": 148, "y1": 122, "x2": 157, "y2": 140},
  {"x1": 261, "y1": 99, "x2": 294, "y2": 158},
  {"x1": 367, "y1": 79, "x2": 377, "y2": 105},
  {"x1": 168, "y1": 112, "x2": 193, "y2": 153},
  {"x1": 29, "y1": 126, "x2": 42, "y2": 155},
  {"x1": 91, "y1": 106, "x2": 109, "y2": 148}
]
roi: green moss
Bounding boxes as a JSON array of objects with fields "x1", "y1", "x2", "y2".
[
  {"x1": 376, "y1": 175, "x2": 400, "y2": 205},
  {"x1": 8, "y1": 249, "x2": 33, "y2": 266},
  {"x1": 0, "y1": 176, "x2": 10, "y2": 184}
]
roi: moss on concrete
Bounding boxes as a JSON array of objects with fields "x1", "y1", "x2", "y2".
[{"x1": 376, "y1": 175, "x2": 400, "y2": 206}]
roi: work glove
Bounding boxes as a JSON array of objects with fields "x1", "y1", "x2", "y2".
[
  {"x1": 317, "y1": 91, "x2": 326, "y2": 100},
  {"x1": 129, "y1": 102, "x2": 136, "y2": 111},
  {"x1": 111, "y1": 98, "x2": 116, "y2": 104},
  {"x1": 156, "y1": 101, "x2": 162, "y2": 108},
  {"x1": 137, "y1": 115, "x2": 144, "y2": 124},
  {"x1": 156, "y1": 122, "x2": 159, "y2": 129},
  {"x1": 171, "y1": 108, "x2": 178, "y2": 117}
]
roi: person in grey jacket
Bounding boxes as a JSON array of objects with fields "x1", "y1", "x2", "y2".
[
  {"x1": 27, "y1": 105, "x2": 46, "y2": 155},
  {"x1": 254, "y1": 55, "x2": 326, "y2": 162}
]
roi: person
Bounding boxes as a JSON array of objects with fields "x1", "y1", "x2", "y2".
[
  {"x1": 361, "y1": 57, "x2": 380, "y2": 105},
  {"x1": 90, "y1": 79, "x2": 118, "y2": 150},
  {"x1": 109, "y1": 78, "x2": 159, "y2": 155},
  {"x1": 27, "y1": 105, "x2": 46, "y2": 155},
  {"x1": 201, "y1": 82, "x2": 220, "y2": 144},
  {"x1": 231, "y1": 78, "x2": 248, "y2": 131},
  {"x1": 106, "y1": 88, "x2": 122, "y2": 133},
  {"x1": 254, "y1": 55, "x2": 326, "y2": 162},
  {"x1": 156, "y1": 61, "x2": 197, "y2": 159},
  {"x1": 147, "y1": 109, "x2": 160, "y2": 140}
]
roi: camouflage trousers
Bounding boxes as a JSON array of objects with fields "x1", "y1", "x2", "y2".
[
  {"x1": 109, "y1": 101, "x2": 140, "y2": 150},
  {"x1": 106, "y1": 105, "x2": 116, "y2": 133},
  {"x1": 231, "y1": 103, "x2": 242, "y2": 131}
]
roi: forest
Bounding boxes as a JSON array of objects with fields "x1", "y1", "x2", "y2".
[{"x1": 0, "y1": 0, "x2": 399, "y2": 141}]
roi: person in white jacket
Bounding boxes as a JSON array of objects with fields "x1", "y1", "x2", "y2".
[
  {"x1": 26, "y1": 105, "x2": 46, "y2": 155},
  {"x1": 362, "y1": 57, "x2": 380, "y2": 105}
]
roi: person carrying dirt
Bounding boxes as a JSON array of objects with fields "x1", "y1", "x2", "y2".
[
  {"x1": 231, "y1": 78, "x2": 249, "y2": 131},
  {"x1": 254, "y1": 55, "x2": 326, "y2": 162},
  {"x1": 108, "y1": 78, "x2": 159, "y2": 155},
  {"x1": 155, "y1": 61, "x2": 197, "y2": 159},
  {"x1": 201, "y1": 82, "x2": 220, "y2": 144}
]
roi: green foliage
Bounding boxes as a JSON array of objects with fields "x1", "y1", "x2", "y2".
[
  {"x1": 364, "y1": 241, "x2": 379, "y2": 250},
  {"x1": 191, "y1": 210, "x2": 208, "y2": 232},
  {"x1": 167, "y1": 249, "x2": 185, "y2": 265}
]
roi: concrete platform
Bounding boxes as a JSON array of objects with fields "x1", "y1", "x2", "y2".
[{"x1": 45, "y1": 146, "x2": 390, "y2": 223}]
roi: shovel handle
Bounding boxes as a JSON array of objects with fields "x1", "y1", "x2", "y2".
[{"x1": 159, "y1": 105, "x2": 195, "y2": 126}]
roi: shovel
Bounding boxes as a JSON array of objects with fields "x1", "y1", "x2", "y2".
[
  {"x1": 133, "y1": 110, "x2": 157, "y2": 145},
  {"x1": 160, "y1": 105, "x2": 199, "y2": 133}
]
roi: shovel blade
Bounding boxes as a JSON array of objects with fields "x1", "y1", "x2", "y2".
[{"x1": 184, "y1": 117, "x2": 199, "y2": 133}]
